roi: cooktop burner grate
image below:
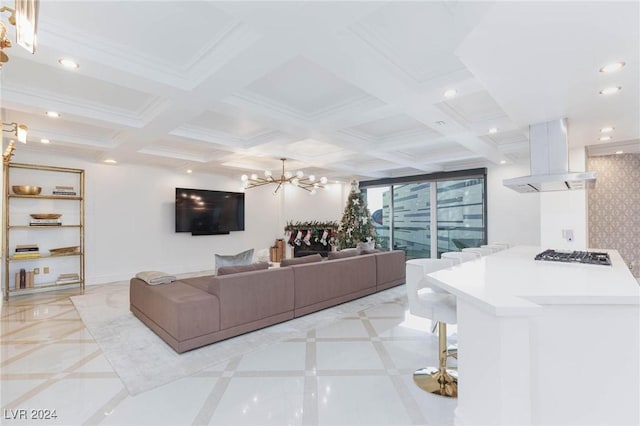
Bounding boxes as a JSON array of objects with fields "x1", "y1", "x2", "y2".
[{"x1": 534, "y1": 249, "x2": 611, "y2": 266}]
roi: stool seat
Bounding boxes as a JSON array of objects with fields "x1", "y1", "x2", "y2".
[
  {"x1": 417, "y1": 288, "x2": 456, "y2": 325},
  {"x1": 442, "y1": 251, "x2": 479, "y2": 264}
]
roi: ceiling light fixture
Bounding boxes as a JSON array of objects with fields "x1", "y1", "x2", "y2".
[
  {"x1": 500, "y1": 160, "x2": 507, "y2": 165},
  {"x1": 615, "y1": 150, "x2": 624, "y2": 155},
  {"x1": 46, "y1": 111, "x2": 60, "y2": 118},
  {"x1": 599, "y1": 86, "x2": 622, "y2": 95},
  {"x1": 2, "y1": 122, "x2": 28, "y2": 143},
  {"x1": 489, "y1": 127, "x2": 498, "y2": 134},
  {"x1": 599, "y1": 62, "x2": 625, "y2": 73},
  {"x1": 600, "y1": 126, "x2": 614, "y2": 133},
  {"x1": 599, "y1": 136, "x2": 611, "y2": 141},
  {"x1": 40, "y1": 138, "x2": 49, "y2": 144},
  {"x1": 443, "y1": 89, "x2": 457, "y2": 99},
  {"x1": 104, "y1": 159, "x2": 117, "y2": 164},
  {"x1": 241, "y1": 158, "x2": 327, "y2": 195},
  {"x1": 186, "y1": 169, "x2": 192, "y2": 174},
  {"x1": 58, "y1": 58, "x2": 79, "y2": 69}
]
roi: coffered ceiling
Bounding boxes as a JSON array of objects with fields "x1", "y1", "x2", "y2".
[{"x1": 1, "y1": 1, "x2": 638, "y2": 181}]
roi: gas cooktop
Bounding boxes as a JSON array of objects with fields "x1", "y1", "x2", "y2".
[{"x1": 535, "y1": 249, "x2": 612, "y2": 266}]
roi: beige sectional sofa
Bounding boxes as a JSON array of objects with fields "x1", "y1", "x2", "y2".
[{"x1": 130, "y1": 250, "x2": 405, "y2": 353}]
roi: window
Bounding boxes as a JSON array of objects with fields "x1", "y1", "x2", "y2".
[{"x1": 361, "y1": 169, "x2": 486, "y2": 260}]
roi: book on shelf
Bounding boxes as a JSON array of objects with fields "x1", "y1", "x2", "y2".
[
  {"x1": 13, "y1": 245, "x2": 41, "y2": 258},
  {"x1": 53, "y1": 185, "x2": 76, "y2": 196},
  {"x1": 56, "y1": 273, "x2": 80, "y2": 284},
  {"x1": 13, "y1": 252, "x2": 40, "y2": 259},
  {"x1": 15, "y1": 244, "x2": 39, "y2": 252},
  {"x1": 30, "y1": 220, "x2": 62, "y2": 226}
]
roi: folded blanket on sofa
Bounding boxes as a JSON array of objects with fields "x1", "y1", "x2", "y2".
[{"x1": 135, "y1": 271, "x2": 176, "y2": 285}]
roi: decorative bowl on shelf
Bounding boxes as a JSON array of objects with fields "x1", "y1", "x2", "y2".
[
  {"x1": 49, "y1": 246, "x2": 80, "y2": 255},
  {"x1": 12, "y1": 185, "x2": 42, "y2": 195},
  {"x1": 30, "y1": 213, "x2": 62, "y2": 219}
]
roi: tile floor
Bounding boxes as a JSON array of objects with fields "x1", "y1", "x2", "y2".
[{"x1": 1, "y1": 285, "x2": 457, "y2": 425}]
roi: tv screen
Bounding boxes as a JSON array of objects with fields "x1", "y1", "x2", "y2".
[{"x1": 175, "y1": 188, "x2": 245, "y2": 235}]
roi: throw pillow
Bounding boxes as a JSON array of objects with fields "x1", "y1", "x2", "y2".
[
  {"x1": 280, "y1": 253, "x2": 323, "y2": 267},
  {"x1": 217, "y1": 262, "x2": 269, "y2": 276},
  {"x1": 357, "y1": 241, "x2": 375, "y2": 252},
  {"x1": 328, "y1": 250, "x2": 359, "y2": 260},
  {"x1": 214, "y1": 249, "x2": 254, "y2": 274}
]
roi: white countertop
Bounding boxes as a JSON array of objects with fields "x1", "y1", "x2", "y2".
[{"x1": 426, "y1": 246, "x2": 640, "y2": 316}]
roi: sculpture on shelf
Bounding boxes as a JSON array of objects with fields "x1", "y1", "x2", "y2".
[{"x1": 336, "y1": 181, "x2": 377, "y2": 250}]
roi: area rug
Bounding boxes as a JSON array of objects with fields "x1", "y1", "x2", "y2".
[{"x1": 70, "y1": 282, "x2": 405, "y2": 395}]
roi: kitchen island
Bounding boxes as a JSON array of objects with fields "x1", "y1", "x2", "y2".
[{"x1": 425, "y1": 246, "x2": 639, "y2": 426}]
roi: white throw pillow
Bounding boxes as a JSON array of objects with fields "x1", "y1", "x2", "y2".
[{"x1": 214, "y1": 249, "x2": 254, "y2": 274}]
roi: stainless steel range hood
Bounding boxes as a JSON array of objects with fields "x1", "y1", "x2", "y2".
[{"x1": 503, "y1": 118, "x2": 596, "y2": 193}]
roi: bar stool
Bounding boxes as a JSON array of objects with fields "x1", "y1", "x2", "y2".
[
  {"x1": 405, "y1": 259, "x2": 458, "y2": 398},
  {"x1": 441, "y1": 251, "x2": 479, "y2": 264},
  {"x1": 462, "y1": 247, "x2": 494, "y2": 256},
  {"x1": 481, "y1": 244, "x2": 505, "y2": 253}
]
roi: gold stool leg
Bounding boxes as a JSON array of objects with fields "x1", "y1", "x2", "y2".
[{"x1": 413, "y1": 322, "x2": 458, "y2": 398}]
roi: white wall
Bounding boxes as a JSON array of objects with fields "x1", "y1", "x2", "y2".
[
  {"x1": 6, "y1": 151, "x2": 346, "y2": 286},
  {"x1": 487, "y1": 163, "x2": 541, "y2": 246},
  {"x1": 539, "y1": 147, "x2": 588, "y2": 249}
]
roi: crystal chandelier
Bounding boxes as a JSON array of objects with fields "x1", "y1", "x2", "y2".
[{"x1": 241, "y1": 158, "x2": 328, "y2": 194}]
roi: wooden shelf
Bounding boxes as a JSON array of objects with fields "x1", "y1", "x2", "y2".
[
  {"x1": 9, "y1": 225, "x2": 82, "y2": 229},
  {"x1": 8, "y1": 194, "x2": 82, "y2": 200},
  {"x1": 9, "y1": 280, "x2": 83, "y2": 294},
  {"x1": 10, "y1": 252, "x2": 82, "y2": 261}
]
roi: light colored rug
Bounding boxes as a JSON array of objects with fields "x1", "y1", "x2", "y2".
[{"x1": 70, "y1": 281, "x2": 406, "y2": 395}]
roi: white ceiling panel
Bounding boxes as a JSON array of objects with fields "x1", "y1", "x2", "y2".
[
  {"x1": 0, "y1": 2, "x2": 637, "y2": 180},
  {"x1": 245, "y1": 56, "x2": 373, "y2": 117}
]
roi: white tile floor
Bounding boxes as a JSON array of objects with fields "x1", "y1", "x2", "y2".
[{"x1": 1, "y1": 285, "x2": 457, "y2": 425}]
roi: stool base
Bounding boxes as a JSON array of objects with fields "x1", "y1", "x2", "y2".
[{"x1": 413, "y1": 367, "x2": 458, "y2": 398}]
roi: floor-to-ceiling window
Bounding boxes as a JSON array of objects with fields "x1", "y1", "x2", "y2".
[
  {"x1": 436, "y1": 178, "x2": 485, "y2": 256},
  {"x1": 362, "y1": 169, "x2": 486, "y2": 260}
]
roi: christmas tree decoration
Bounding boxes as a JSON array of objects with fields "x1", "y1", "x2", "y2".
[{"x1": 337, "y1": 181, "x2": 377, "y2": 249}]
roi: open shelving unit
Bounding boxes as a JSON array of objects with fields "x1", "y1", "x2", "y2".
[{"x1": 3, "y1": 162, "x2": 85, "y2": 301}]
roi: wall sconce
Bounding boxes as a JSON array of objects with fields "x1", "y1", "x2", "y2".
[
  {"x1": 0, "y1": 0, "x2": 39, "y2": 67},
  {"x1": 3, "y1": 122, "x2": 28, "y2": 143}
]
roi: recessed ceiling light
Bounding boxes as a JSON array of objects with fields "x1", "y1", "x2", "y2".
[
  {"x1": 104, "y1": 159, "x2": 117, "y2": 164},
  {"x1": 599, "y1": 62, "x2": 625, "y2": 73},
  {"x1": 489, "y1": 127, "x2": 498, "y2": 134},
  {"x1": 186, "y1": 169, "x2": 192, "y2": 174},
  {"x1": 58, "y1": 58, "x2": 79, "y2": 69},
  {"x1": 40, "y1": 138, "x2": 50, "y2": 144},
  {"x1": 599, "y1": 86, "x2": 622, "y2": 95},
  {"x1": 443, "y1": 89, "x2": 457, "y2": 99},
  {"x1": 615, "y1": 150, "x2": 624, "y2": 154},
  {"x1": 46, "y1": 111, "x2": 60, "y2": 118},
  {"x1": 599, "y1": 136, "x2": 611, "y2": 141},
  {"x1": 500, "y1": 160, "x2": 507, "y2": 165},
  {"x1": 600, "y1": 126, "x2": 614, "y2": 133},
  {"x1": 435, "y1": 120, "x2": 447, "y2": 126}
]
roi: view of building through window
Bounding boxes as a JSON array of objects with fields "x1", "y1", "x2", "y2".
[{"x1": 362, "y1": 173, "x2": 486, "y2": 260}]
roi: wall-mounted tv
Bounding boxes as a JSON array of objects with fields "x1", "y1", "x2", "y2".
[{"x1": 175, "y1": 188, "x2": 245, "y2": 235}]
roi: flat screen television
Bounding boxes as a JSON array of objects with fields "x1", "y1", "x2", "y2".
[{"x1": 175, "y1": 188, "x2": 245, "y2": 235}]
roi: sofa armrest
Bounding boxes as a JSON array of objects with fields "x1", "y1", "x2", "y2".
[{"x1": 375, "y1": 250, "x2": 406, "y2": 289}]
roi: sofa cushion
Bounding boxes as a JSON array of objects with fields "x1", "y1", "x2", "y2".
[
  {"x1": 217, "y1": 262, "x2": 269, "y2": 276},
  {"x1": 360, "y1": 249, "x2": 381, "y2": 255},
  {"x1": 280, "y1": 253, "x2": 323, "y2": 267},
  {"x1": 328, "y1": 249, "x2": 359, "y2": 260},
  {"x1": 214, "y1": 249, "x2": 254, "y2": 274}
]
